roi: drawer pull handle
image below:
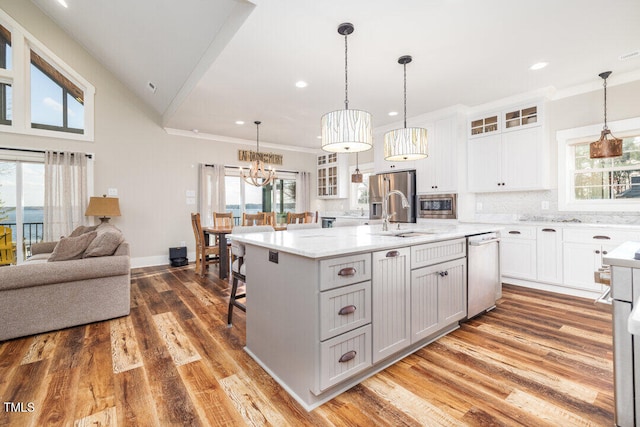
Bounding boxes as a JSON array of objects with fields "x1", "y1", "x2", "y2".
[
  {"x1": 338, "y1": 305, "x2": 357, "y2": 316},
  {"x1": 593, "y1": 235, "x2": 611, "y2": 240},
  {"x1": 508, "y1": 231, "x2": 521, "y2": 235},
  {"x1": 338, "y1": 267, "x2": 356, "y2": 277},
  {"x1": 386, "y1": 250, "x2": 400, "y2": 258},
  {"x1": 338, "y1": 350, "x2": 357, "y2": 363},
  {"x1": 541, "y1": 228, "x2": 556, "y2": 232}
]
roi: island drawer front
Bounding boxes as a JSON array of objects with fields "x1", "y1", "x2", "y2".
[
  {"x1": 320, "y1": 281, "x2": 372, "y2": 341},
  {"x1": 411, "y1": 238, "x2": 466, "y2": 269},
  {"x1": 317, "y1": 324, "x2": 372, "y2": 393},
  {"x1": 320, "y1": 254, "x2": 372, "y2": 291}
]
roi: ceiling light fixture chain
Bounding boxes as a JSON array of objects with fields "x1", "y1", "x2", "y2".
[
  {"x1": 344, "y1": 26, "x2": 349, "y2": 110},
  {"x1": 589, "y1": 70, "x2": 622, "y2": 159},
  {"x1": 240, "y1": 120, "x2": 277, "y2": 187},
  {"x1": 601, "y1": 71, "x2": 611, "y2": 130},
  {"x1": 403, "y1": 58, "x2": 407, "y2": 128}
]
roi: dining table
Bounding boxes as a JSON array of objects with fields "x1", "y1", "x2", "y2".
[{"x1": 202, "y1": 224, "x2": 287, "y2": 279}]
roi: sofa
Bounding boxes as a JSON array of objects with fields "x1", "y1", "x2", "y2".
[{"x1": 0, "y1": 223, "x2": 131, "y2": 341}]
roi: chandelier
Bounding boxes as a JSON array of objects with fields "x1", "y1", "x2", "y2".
[
  {"x1": 241, "y1": 121, "x2": 277, "y2": 187},
  {"x1": 589, "y1": 71, "x2": 622, "y2": 159},
  {"x1": 321, "y1": 22, "x2": 373, "y2": 153},
  {"x1": 384, "y1": 55, "x2": 428, "y2": 161}
]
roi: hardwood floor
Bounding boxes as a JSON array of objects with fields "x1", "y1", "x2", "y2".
[{"x1": 0, "y1": 265, "x2": 613, "y2": 426}]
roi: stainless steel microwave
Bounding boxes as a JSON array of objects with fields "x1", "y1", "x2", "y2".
[{"x1": 418, "y1": 194, "x2": 457, "y2": 219}]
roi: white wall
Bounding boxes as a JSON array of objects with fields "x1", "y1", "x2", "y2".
[{"x1": 0, "y1": 1, "x2": 317, "y2": 267}]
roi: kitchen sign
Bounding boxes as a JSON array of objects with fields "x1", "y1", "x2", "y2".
[{"x1": 238, "y1": 150, "x2": 283, "y2": 165}]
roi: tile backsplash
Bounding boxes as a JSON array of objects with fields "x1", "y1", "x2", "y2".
[{"x1": 475, "y1": 189, "x2": 640, "y2": 225}]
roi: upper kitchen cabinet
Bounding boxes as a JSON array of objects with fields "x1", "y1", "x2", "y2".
[
  {"x1": 317, "y1": 153, "x2": 349, "y2": 199},
  {"x1": 416, "y1": 116, "x2": 460, "y2": 194},
  {"x1": 467, "y1": 101, "x2": 549, "y2": 193}
]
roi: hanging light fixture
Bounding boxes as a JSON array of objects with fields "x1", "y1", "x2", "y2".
[
  {"x1": 321, "y1": 22, "x2": 373, "y2": 153},
  {"x1": 590, "y1": 71, "x2": 622, "y2": 159},
  {"x1": 384, "y1": 55, "x2": 428, "y2": 161},
  {"x1": 351, "y1": 152, "x2": 363, "y2": 183},
  {"x1": 240, "y1": 121, "x2": 277, "y2": 187}
]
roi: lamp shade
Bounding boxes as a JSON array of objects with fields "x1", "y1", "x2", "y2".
[
  {"x1": 383, "y1": 127, "x2": 428, "y2": 161},
  {"x1": 85, "y1": 196, "x2": 121, "y2": 222},
  {"x1": 321, "y1": 109, "x2": 373, "y2": 153}
]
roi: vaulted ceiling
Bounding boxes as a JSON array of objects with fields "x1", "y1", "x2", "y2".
[{"x1": 33, "y1": 0, "x2": 640, "y2": 150}]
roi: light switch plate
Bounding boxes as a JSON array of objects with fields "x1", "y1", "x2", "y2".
[{"x1": 541, "y1": 201, "x2": 549, "y2": 210}]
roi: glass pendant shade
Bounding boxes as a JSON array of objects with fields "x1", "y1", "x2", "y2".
[
  {"x1": 384, "y1": 127, "x2": 428, "y2": 161},
  {"x1": 321, "y1": 109, "x2": 373, "y2": 153}
]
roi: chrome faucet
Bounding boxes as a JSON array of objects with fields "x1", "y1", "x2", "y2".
[{"x1": 382, "y1": 189, "x2": 410, "y2": 231}]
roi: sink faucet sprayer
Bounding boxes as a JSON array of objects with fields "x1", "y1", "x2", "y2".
[{"x1": 382, "y1": 188, "x2": 411, "y2": 231}]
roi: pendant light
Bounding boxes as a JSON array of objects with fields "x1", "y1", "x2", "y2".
[
  {"x1": 589, "y1": 71, "x2": 622, "y2": 159},
  {"x1": 384, "y1": 55, "x2": 428, "y2": 161},
  {"x1": 321, "y1": 23, "x2": 373, "y2": 153},
  {"x1": 240, "y1": 121, "x2": 277, "y2": 187},
  {"x1": 351, "y1": 152, "x2": 363, "y2": 183}
]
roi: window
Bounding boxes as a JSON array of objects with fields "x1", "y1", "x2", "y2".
[
  {"x1": 0, "y1": 10, "x2": 94, "y2": 140},
  {"x1": 349, "y1": 163, "x2": 373, "y2": 212},
  {"x1": 558, "y1": 117, "x2": 640, "y2": 211},
  {"x1": 224, "y1": 168, "x2": 297, "y2": 224}
]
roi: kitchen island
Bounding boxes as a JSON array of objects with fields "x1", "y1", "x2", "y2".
[{"x1": 231, "y1": 223, "x2": 501, "y2": 410}]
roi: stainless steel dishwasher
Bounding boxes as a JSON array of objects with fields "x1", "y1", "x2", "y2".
[{"x1": 467, "y1": 233, "x2": 501, "y2": 319}]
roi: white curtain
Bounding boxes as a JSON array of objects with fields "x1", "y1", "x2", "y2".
[
  {"x1": 296, "y1": 171, "x2": 311, "y2": 212},
  {"x1": 198, "y1": 164, "x2": 226, "y2": 227},
  {"x1": 43, "y1": 151, "x2": 89, "y2": 241}
]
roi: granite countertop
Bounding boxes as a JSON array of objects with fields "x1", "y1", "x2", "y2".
[
  {"x1": 462, "y1": 219, "x2": 640, "y2": 230},
  {"x1": 230, "y1": 223, "x2": 502, "y2": 259}
]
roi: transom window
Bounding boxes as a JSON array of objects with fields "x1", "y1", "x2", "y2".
[{"x1": 0, "y1": 10, "x2": 94, "y2": 140}]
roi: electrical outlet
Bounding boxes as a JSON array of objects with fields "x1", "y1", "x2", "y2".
[
  {"x1": 541, "y1": 201, "x2": 550, "y2": 210},
  {"x1": 269, "y1": 250, "x2": 279, "y2": 264},
  {"x1": 107, "y1": 188, "x2": 118, "y2": 196},
  {"x1": 476, "y1": 202, "x2": 483, "y2": 211}
]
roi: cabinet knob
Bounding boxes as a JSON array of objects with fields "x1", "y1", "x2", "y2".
[
  {"x1": 595, "y1": 250, "x2": 601, "y2": 254},
  {"x1": 439, "y1": 271, "x2": 449, "y2": 277},
  {"x1": 603, "y1": 251, "x2": 608, "y2": 255},
  {"x1": 338, "y1": 267, "x2": 357, "y2": 277},
  {"x1": 338, "y1": 305, "x2": 357, "y2": 316},
  {"x1": 338, "y1": 350, "x2": 357, "y2": 363}
]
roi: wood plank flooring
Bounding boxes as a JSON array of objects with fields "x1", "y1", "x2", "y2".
[{"x1": 0, "y1": 264, "x2": 614, "y2": 426}]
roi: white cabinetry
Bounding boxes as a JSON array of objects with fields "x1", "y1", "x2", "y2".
[
  {"x1": 317, "y1": 153, "x2": 349, "y2": 199},
  {"x1": 467, "y1": 102, "x2": 548, "y2": 192},
  {"x1": 416, "y1": 117, "x2": 458, "y2": 193},
  {"x1": 500, "y1": 225, "x2": 537, "y2": 281},
  {"x1": 536, "y1": 226, "x2": 563, "y2": 284},
  {"x1": 562, "y1": 228, "x2": 640, "y2": 293},
  {"x1": 372, "y1": 247, "x2": 411, "y2": 363}
]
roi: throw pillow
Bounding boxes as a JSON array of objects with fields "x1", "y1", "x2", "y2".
[
  {"x1": 68, "y1": 224, "x2": 99, "y2": 237},
  {"x1": 48, "y1": 231, "x2": 98, "y2": 262},
  {"x1": 83, "y1": 230, "x2": 124, "y2": 258}
]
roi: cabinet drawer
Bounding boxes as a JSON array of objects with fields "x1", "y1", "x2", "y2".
[
  {"x1": 411, "y1": 238, "x2": 466, "y2": 269},
  {"x1": 317, "y1": 324, "x2": 372, "y2": 392},
  {"x1": 563, "y1": 228, "x2": 640, "y2": 245},
  {"x1": 320, "y1": 253, "x2": 371, "y2": 291},
  {"x1": 320, "y1": 281, "x2": 371, "y2": 341},
  {"x1": 500, "y1": 225, "x2": 536, "y2": 239}
]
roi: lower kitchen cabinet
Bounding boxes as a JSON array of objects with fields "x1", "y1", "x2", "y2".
[
  {"x1": 563, "y1": 242, "x2": 616, "y2": 292},
  {"x1": 536, "y1": 226, "x2": 563, "y2": 284},
  {"x1": 411, "y1": 258, "x2": 466, "y2": 342},
  {"x1": 500, "y1": 226, "x2": 537, "y2": 281},
  {"x1": 372, "y1": 247, "x2": 411, "y2": 363}
]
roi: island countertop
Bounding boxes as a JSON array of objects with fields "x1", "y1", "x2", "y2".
[{"x1": 229, "y1": 223, "x2": 503, "y2": 259}]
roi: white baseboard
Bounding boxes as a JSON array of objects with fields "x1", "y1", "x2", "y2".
[
  {"x1": 131, "y1": 251, "x2": 195, "y2": 269},
  {"x1": 502, "y1": 277, "x2": 601, "y2": 300}
]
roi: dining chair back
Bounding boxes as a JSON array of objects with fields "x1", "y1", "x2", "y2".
[
  {"x1": 260, "y1": 211, "x2": 277, "y2": 227},
  {"x1": 242, "y1": 212, "x2": 266, "y2": 226},
  {"x1": 190, "y1": 213, "x2": 220, "y2": 276},
  {"x1": 0, "y1": 226, "x2": 15, "y2": 266},
  {"x1": 304, "y1": 211, "x2": 318, "y2": 223},
  {"x1": 213, "y1": 211, "x2": 234, "y2": 228},
  {"x1": 228, "y1": 225, "x2": 274, "y2": 326},
  {"x1": 286, "y1": 212, "x2": 307, "y2": 224}
]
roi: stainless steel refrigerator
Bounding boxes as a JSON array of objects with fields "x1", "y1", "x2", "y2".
[{"x1": 369, "y1": 170, "x2": 416, "y2": 223}]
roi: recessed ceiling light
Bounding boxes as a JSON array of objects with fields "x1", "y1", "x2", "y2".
[
  {"x1": 295, "y1": 81, "x2": 308, "y2": 88},
  {"x1": 388, "y1": 111, "x2": 399, "y2": 117},
  {"x1": 57, "y1": 0, "x2": 69, "y2": 8},
  {"x1": 529, "y1": 62, "x2": 548, "y2": 71},
  {"x1": 235, "y1": 120, "x2": 245, "y2": 125}
]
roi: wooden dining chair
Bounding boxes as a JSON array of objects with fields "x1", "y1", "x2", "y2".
[
  {"x1": 191, "y1": 213, "x2": 219, "y2": 276},
  {"x1": 260, "y1": 211, "x2": 277, "y2": 227},
  {"x1": 229, "y1": 225, "x2": 274, "y2": 326},
  {"x1": 286, "y1": 212, "x2": 307, "y2": 224},
  {"x1": 213, "y1": 212, "x2": 234, "y2": 228},
  {"x1": 242, "y1": 212, "x2": 266, "y2": 226},
  {"x1": 304, "y1": 211, "x2": 318, "y2": 223}
]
